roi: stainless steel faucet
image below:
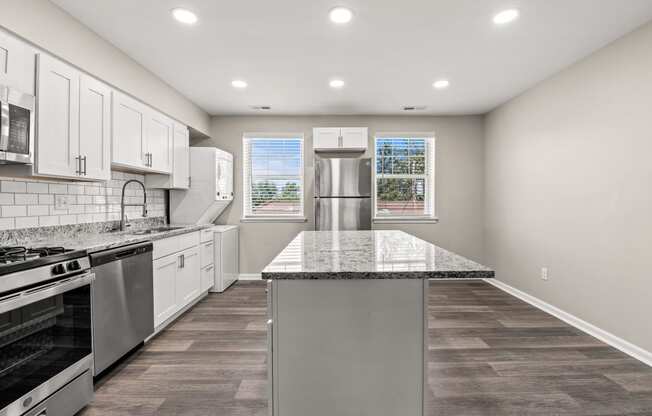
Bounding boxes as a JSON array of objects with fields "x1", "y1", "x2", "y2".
[{"x1": 120, "y1": 179, "x2": 147, "y2": 231}]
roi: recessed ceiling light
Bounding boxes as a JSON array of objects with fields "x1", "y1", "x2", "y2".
[
  {"x1": 493, "y1": 9, "x2": 519, "y2": 25},
  {"x1": 329, "y1": 7, "x2": 353, "y2": 24},
  {"x1": 232, "y1": 80, "x2": 248, "y2": 89},
  {"x1": 432, "y1": 79, "x2": 450, "y2": 90},
  {"x1": 329, "y1": 79, "x2": 345, "y2": 89},
  {"x1": 171, "y1": 8, "x2": 198, "y2": 25}
]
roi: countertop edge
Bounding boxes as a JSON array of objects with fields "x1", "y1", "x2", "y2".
[{"x1": 261, "y1": 270, "x2": 495, "y2": 280}]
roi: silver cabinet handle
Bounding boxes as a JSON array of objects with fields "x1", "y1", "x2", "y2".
[
  {"x1": 75, "y1": 155, "x2": 81, "y2": 175},
  {"x1": 82, "y1": 155, "x2": 87, "y2": 176}
]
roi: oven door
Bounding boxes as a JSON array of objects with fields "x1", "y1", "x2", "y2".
[
  {"x1": 0, "y1": 272, "x2": 94, "y2": 416},
  {"x1": 0, "y1": 86, "x2": 34, "y2": 165}
]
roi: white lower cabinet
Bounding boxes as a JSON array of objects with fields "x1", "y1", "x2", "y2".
[
  {"x1": 153, "y1": 255, "x2": 178, "y2": 326},
  {"x1": 152, "y1": 232, "x2": 202, "y2": 329},
  {"x1": 175, "y1": 246, "x2": 200, "y2": 307}
]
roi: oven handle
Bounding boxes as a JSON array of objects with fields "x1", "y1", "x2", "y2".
[{"x1": 0, "y1": 272, "x2": 95, "y2": 315}]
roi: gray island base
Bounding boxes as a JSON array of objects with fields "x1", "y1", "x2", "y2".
[{"x1": 262, "y1": 230, "x2": 494, "y2": 416}]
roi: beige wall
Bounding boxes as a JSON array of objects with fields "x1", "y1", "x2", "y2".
[
  {"x1": 0, "y1": 0, "x2": 210, "y2": 134},
  {"x1": 485, "y1": 22, "x2": 652, "y2": 352},
  {"x1": 196, "y1": 115, "x2": 485, "y2": 273}
]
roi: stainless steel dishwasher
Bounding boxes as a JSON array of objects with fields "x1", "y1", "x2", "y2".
[{"x1": 89, "y1": 241, "x2": 154, "y2": 375}]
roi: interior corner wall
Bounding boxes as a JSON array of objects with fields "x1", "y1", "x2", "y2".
[{"x1": 484, "y1": 21, "x2": 652, "y2": 352}]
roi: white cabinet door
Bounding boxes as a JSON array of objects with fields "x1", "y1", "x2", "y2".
[
  {"x1": 0, "y1": 30, "x2": 36, "y2": 95},
  {"x1": 201, "y1": 264, "x2": 215, "y2": 293},
  {"x1": 176, "y1": 246, "x2": 201, "y2": 306},
  {"x1": 79, "y1": 75, "x2": 111, "y2": 180},
  {"x1": 153, "y1": 255, "x2": 178, "y2": 327},
  {"x1": 313, "y1": 128, "x2": 340, "y2": 150},
  {"x1": 340, "y1": 127, "x2": 368, "y2": 150},
  {"x1": 36, "y1": 54, "x2": 79, "y2": 178},
  {"x1": 146, "y1": 111, "x2": 173, "y2": 173},
  {"x1": 112, "y1": 91, "x2": 146, "y2": 168},
  {"x1": 172, "y1": 123, "x2": 189, "y2": 188}
]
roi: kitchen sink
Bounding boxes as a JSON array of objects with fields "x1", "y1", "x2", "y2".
[{"x1": 128, "y1": 226, "x2": 185, "y2": 235}]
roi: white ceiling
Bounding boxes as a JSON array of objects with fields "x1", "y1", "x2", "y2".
[{"x1": 52, "y1": 0, "x2": 652, "y2": 116}]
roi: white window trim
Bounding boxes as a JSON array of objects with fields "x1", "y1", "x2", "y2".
[
  {"x1": 241, "y1": 133, "x2": 306, "y2": 223},
  {"x1": 372, "y1": 133, "x2": 437, "y2": 223}
]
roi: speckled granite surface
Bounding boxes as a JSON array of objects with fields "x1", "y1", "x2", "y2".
[
  {"x1": 0, "y1": 218, "x2": 214, "y2": 253},
  {"x1": 262, "y1": 230, "x2": 494, "y2": 280}
]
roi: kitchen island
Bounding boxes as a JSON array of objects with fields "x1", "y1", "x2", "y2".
[{"x1": 262, "y1": 230, "x2": 494, "y2": 416}]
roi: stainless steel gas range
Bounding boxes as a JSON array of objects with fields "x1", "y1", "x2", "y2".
[{"x1": 0, "y1": 246, "x2": 94, "y2": 416}]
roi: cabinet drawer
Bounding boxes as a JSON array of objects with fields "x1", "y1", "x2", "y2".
[
  {"x1": 200, "y1": 241, "x2": 214, "y2": 268},
  {"x1": 178, "y1": 231, "x2": 200, "y2": 251},
  {"x1": 153, "y1": 237, "x2": 178, "y2": 260},
  {"x1": 153, "y1": 231, "x2": 200, "y2": 259},
  {"x1": 200, "y1": 228, "x2": 214, "y2": 243}
]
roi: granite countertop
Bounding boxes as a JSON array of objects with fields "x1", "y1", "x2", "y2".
[
  {"x1": 5, "y1": 223, "x2": 215, "y2": 254},
  {"x1": 262, "y1": 230, "x2": 494, "y2": 280}
]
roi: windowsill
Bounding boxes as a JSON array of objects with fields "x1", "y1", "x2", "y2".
[
  {"x1": 373, "y1": 217, "x2": 439, "y2": 224},
  {"x1": 240, "y1": 216, "x2": 307, "y2": 223}
]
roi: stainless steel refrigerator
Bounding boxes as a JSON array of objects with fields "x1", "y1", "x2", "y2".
[{"x1": 315, "y1": 157, "x2": 372, "y2": 230}]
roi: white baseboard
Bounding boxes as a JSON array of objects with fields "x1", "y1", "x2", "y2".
[
  {"x1": 239, "y1": 273, "x2": 263, "y2": 281},
  {"x1": 485, "y1": 278, "x2": 652, "y2": 368}
]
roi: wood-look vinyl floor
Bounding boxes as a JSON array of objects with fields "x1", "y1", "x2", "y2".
[{"x1": 78, "y1": 280, "x2": 652, "y2": 416}]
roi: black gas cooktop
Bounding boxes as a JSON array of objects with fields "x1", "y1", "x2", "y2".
[{"x1": 0, "y1": 246, "x2": 88, "y2": 277}]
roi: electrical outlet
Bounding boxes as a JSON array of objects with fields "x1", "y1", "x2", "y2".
[
  {"x1": 55, "y1": 195, "x2": 69, "y2": 210},
  {"x1": 541, "y1": 267, "x2": 549, "y2": 281}
]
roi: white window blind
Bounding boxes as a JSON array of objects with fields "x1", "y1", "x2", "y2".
[
  {"x1": 243, "y1": 135, "x2": 304, "y2": 218},
  {"x1": 374, "y1": 135, "x2": 435, "y2": 218}
]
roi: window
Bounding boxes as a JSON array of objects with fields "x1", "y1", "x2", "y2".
[
  {"x1": 374, "y1": 134, "x2": 436, "y2": 221},
  {"x1": 242, "y1": 134, "x2": 304, "y2": 221}
]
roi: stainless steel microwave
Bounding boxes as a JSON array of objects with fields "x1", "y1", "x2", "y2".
[{"x1": 0, "y1": 84, "x2": 35, "y2": 164}]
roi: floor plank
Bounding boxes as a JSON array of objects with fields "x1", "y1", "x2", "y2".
[{"x1": 79, "y1": 280, "x2": 652, "y2": 415}]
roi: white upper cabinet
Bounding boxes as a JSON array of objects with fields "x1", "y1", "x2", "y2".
[
  {"x1": 0, "y1": 29, "x2": 36, "y2": 94},
  {"x1": 79, "y1": 75, "x2": 111, "y2": 181},
  {"x1": 112, "y1": 91, "x2": 146, "y2": 169},
  {"x1": 340, "y1": 127, "x2": 368, "y2": 150},
  {"x1": 145, "y1": 111, "x2": 173, "y2": 173},
  {"x1": 36, "y1": 54, "x2": 80, "y2": 178},
  {"x1": 113, "y1": 91, "x2": 177, "y2": 175},
  {"x1": 145, "y1": 122, "x2": 189, "y2": 189},
  {"x1": 313, "y1": 127, "x2": 340, "y2": 150},
  {"x1": 172, "y1": 123, "x2": 190, "y2": 188},
  {"x1": 36, "y1": 54, "x2": 112, "y2": 181},
  {"x1": 313, "y1": 127, "x2": 368, "y2": 152}
]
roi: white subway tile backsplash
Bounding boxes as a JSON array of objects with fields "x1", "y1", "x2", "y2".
[
  {"x1": 67, "y1": 184, "x2": 83, "y2": 194},
  {"x1": 59, "y1": 214, "x2": 77, "y2": 225},
  {"x1": 38, "y1": 194, "x2": 54, "y2": 205},
  {"x1": 2, "y1": 205, "x2": 27, "y2": 217},
  {"x1": 39, "y1": 216, "x2": 60, "y2": 226},
  {"x1": 1, "y1": 180, "x2": 26, "y2": 193},
  {"x1": 15, "y1": 217, "x2": 39, "y2": 228},
  {"x1": 77, "y1": 195, "x2": 93, "y2": 204},
  {"x1": 0, "y1": 193, "x2": 14, "y2": 205},
  {"x1": 0, "y1": 218, "x2": 15, "y2": 230},
  {"x1": 0, "y1": 172, "x2": 166, "y2": 229},
  {"x1": 28, "y1": 205, "x2": 50, "y2": 216},
  {"x1": 69, "y1": 204, "x2": 85, "y2": 214},
  {"x1": 84, "y1": 186, "x2": 100, "y2": 196},
  {"x1": 15, "y1": 193, "x2": 39, "y2": 205},
  {"x1": 26, "y1": 182, "x2": 49, "y2": 194},
  {"x1": 48, "y1": 184, "x2": 68, "y2": 194}
]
